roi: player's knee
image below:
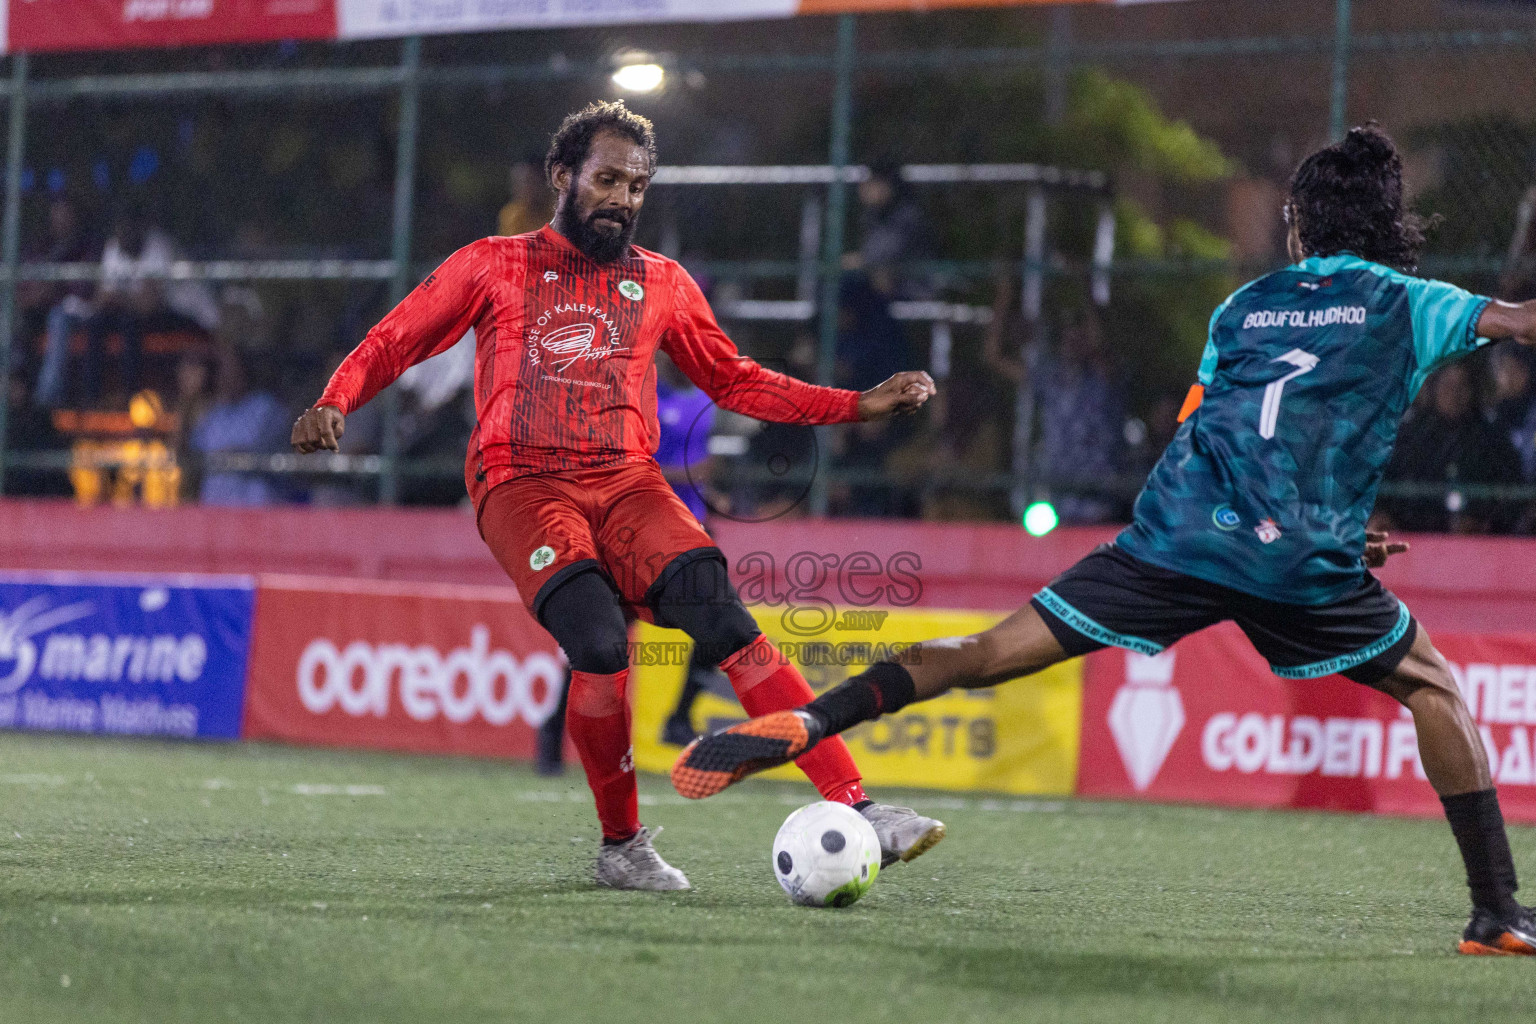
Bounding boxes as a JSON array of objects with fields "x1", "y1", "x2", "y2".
[
  {"x1": 677, "y1": 603, "x2": 760, "y2": 664},
  {"x1": 1377, "y1": 634, "x2": 1461, "y2": 708},
  {"x1": 562, "y1": 633, "x2": 630, "y2": 676},
  {"x1": 539, "y1": 570, "x2": 630, "y2": 675},
  {"x1": 649, "y1": 552, "x2": 759, "y2": 662}
]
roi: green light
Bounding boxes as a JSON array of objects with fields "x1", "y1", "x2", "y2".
[{"x1": 1023, "y1": 501, "x2": 1059, "y2": 537}]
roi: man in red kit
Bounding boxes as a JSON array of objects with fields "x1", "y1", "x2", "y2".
[{"x1": 292, "y1": 101, "x2": 946, "y2": 891}]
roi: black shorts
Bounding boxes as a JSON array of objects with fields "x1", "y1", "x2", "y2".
[{"x1": 1030, "y1": 544, "x2": 1417, "y2": 686}]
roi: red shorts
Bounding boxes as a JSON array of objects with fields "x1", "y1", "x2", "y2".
[{"x1": 477, "y1": 460, "x2": 717, "y2": 623}]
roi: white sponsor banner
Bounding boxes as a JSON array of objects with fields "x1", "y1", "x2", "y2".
[{"x1": 337, "y1": 0, "x2": 798, "y2": 39}]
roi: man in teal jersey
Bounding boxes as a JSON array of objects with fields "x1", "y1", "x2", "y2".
[{"x1": 674, "y1": 124, "x2": 1536, "y2": 955}]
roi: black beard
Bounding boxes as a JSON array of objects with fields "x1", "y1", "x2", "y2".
[{"x1": 554, "y1": 200, "x2": 637, "y2": 264}]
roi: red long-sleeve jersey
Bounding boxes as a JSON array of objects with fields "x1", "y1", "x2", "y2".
[{"x1": 318, "y1": 226, "x2": 863, "y2": 510}]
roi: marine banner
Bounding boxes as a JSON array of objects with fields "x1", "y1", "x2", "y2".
[
  {"x1": 0, "y1": 572, "x2": 255, "y2": 740},
  {"x1": 629, "y1": 606, "x2": 1084, "y2": 795},
  {"x1": 1076, "y1": 625, "x2": 1536, "y2": 823}
]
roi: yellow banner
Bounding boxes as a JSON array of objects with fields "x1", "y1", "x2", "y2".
[{"x1": 630, "y1": 607, "x2": 1083, "y2": 795}]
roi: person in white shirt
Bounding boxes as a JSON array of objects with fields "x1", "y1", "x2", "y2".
[{"x1": 46, "y1": 210, "x2": 219, "y2": 408}]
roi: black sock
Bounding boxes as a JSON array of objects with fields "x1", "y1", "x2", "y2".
[
  {"x1": 1442, "y1": 789, "x2": 1520, "y2": 917},
  {"x1": 803, "y1": 662, "x2": 916, "y2": 736}
]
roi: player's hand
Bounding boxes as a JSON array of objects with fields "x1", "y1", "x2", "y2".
[
  {"x1": 291, "y1": 405, "x2": 346, "y2": 453},
  {"x1": 857, "y1": 371, "x2": 937, "y2": 421},
  {"x1": 1362, "y1": 530, "x2": 1409, "y2": 568}
]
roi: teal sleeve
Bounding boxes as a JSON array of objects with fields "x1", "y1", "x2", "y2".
[
  {"x1": 1405, "y1": 276, "x2": 1493, "y2": 398},
  {"x1": 1197, "y1": 336, "x2": 1218, "y2": 386},
  {"x1": 1198, "y1": 294, "x2": 1232, "y2": 386}
]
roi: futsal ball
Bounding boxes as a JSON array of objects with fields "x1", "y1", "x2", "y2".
[{"x1": 772, "y1": 801, "x2": 881, "y2": 908}]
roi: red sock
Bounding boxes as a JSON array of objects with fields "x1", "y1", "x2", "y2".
[
  {"x1": 566, "y1": 668, "x2": 640, "y2": 841},
  {"x1": 721, "y1": 635, "x2": 868, "y2": 806}
]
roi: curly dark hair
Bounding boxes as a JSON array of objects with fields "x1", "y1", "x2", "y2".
[
  {"x1": 544, "y1": 100, "x2": 657, "y2": 186},
  {"x1": 1287, "y1": 123, "x2": 1431, "y2": 271}
]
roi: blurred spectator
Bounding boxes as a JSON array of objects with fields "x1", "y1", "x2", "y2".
[
  {"x1": 987, "y1": 292, "x2": 1127, "y2": 524},
  {"x1": 170, "y1": 351, "x2": 214, "y2": 501},
  {"x1": 740, "y1": 334, "x2": 818, "y2": 520},
  {"x1": 1489, "y1": 345, "x2": 1536, "y2": 533},
  {"x1": 26, "y1": 198, "x2": 98, "y2": 407},
  {"x1": 398, "y1": 328, "x2": 474, "y2": 412},
  {"x1": 191, "y1": 345, "x2": 288, "y2": 506},
  {"x1": 833, "y1": 275, "x2": 917, "y2": 517},
  {"x1": 851, "y1": 159, "x2": 934, "y2": 300},
  {"x1": 835, "y1": 274, "x2": 910, "y2": 392},
  {"x1": 894, "y1": 345, "x2": 1011, "y2": 522},
  {"x1": 1491, "y1": 344, "x2": 1536, "y2": 482},
  {"x1": 390, "y1": 332, "x2": 475, "y2": 506},
  {"x1": 1502, "y1": 184, "x2": 1536, "y2": 301},
  {"x1": 304, "y1": 346, "x2": 384, "y2": 507},
  {"x1": 36, "y1": 209, "x2": 219, "y2": 409},
  {"x1": 1125, "y1": 391, "x2": 1185, "y2": 480},
  {"x1": 2, "y1": 371, "x2": 69, "y2": 496},
  {"x1": 498, "y1": 160, "x2": 553, "y2": 238},
  {"x1": 1381, "y1": 361, "x2": 1523, "y2": 534},
  {"x1": 654, "y1": 351, "x2": 721, "y2": 521}
]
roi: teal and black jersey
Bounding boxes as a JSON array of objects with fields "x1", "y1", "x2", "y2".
[{"x1": 1115, "y1": 253, "x2": 1493, "y2": 606}]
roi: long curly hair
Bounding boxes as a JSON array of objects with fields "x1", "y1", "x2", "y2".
[
  {"x1": 1287, "y1": 123, "x2": 1432, "y2": 271},
  {"x1": 544, "y1": 100, "x2": 657, "y2": 185}
]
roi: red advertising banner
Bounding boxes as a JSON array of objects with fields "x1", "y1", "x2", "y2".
[
  {"x1": 1077, "y1": 626, "x2": 1536, "y2": 822},
  {"x1": 242, "y1": 575, "x2": 564, "y2": 761},
  {"x1": 9, "y1": 0, "x2": 337, "y2": 54}
]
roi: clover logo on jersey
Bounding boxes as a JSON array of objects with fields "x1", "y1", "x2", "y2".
[
  {"x1": 618, "y1": 280, "x2": 644, "y2": 302},
  {"x1": 530, "y1": 546, "x2": 556, "y2": 571}
]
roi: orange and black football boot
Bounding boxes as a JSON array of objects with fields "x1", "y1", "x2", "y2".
[
  {"x1": 1459, "y1": 905, "x2": 1536, "y2": 956},
  {"x1": 670, "y1": 710, "x2": 820, "y2": 799}
]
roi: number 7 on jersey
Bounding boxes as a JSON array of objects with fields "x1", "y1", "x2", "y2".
[{"x1": 1258, "y1": 349, "x2": 1320, "y2": 439}]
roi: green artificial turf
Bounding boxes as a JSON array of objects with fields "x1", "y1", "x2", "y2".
[{"x1": 3, "y1": 730, "x2": 1535, "y2": 1024}]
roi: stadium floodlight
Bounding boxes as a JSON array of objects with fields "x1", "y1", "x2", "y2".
[
  {"x1": 612, "y1": 62, "x2": 665, "y2": 94},
  {"x1": 1023, "y1": 501, "x2": 1059, "y2": 537}
]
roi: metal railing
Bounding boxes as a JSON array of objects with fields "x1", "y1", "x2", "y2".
[{"x1": 2, "y1": 3, "x2": 1535, "y2": 513}]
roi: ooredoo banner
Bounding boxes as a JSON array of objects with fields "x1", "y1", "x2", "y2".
[
  {"x1": 0, "y1": 572, "x2": 255, "y2": 739},
  {"x1": 242, "y1": 575, "x2": 565, "y2": 760},
  {"x1": 630, "y1": 607, "x2": 1084, "y2": 795},
  {"x1": 1077, "y1": 624, "x2": 1536, "y2": 823}
]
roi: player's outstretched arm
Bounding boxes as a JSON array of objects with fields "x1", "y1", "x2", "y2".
[
  {"x1": 305, "y1": 239, "x2": 495, "y2": 432},
  {"x1": 856, "y1": 371, "x2": 938, "y2": 421},
  {"x1": 291, "y1": 404, "x2": 345, "y2": 453},
  {"x1": 1476, "y1": 299, "x2": 1536, "y2": 347},
  {"x1": 662, "y1": 265, "x2": 936, "y2": 425}
]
